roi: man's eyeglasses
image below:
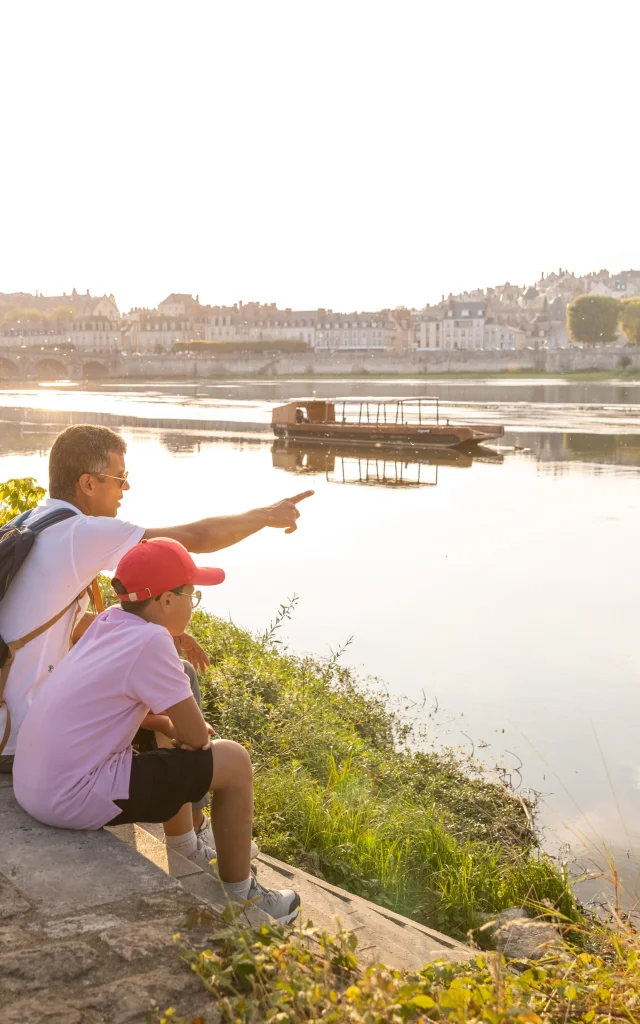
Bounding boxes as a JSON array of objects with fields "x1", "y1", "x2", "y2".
[{"x1": 93, "y1": 471, "x2": 129, "y2": 488}]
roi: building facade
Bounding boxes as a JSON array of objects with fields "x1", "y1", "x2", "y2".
[
  {"x1": 483, "y1": 323, "x2": 526, "y2": 350},
  {"x1": 441, "y1": 301, "x2": 485, "y2": 349},
  {"x1": 123, "y1": 317, "x2": 198, "y2": 352},
  {"x1": 584, "y1": 270, "x2": 640, "y2": 299},
  {"x1": 314, "y1": 311, "x2": 409, "y2": 351},
  {"x1": 157, "y1": 293, "x2": 203, "y2": 318},
  {"x1": 0, "y1": 318, "x2": 122, "y2": 352}
]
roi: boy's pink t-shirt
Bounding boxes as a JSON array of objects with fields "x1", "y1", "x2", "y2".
[{"x1": 13, "y1": 607, "x2": 193, "y2": 830}]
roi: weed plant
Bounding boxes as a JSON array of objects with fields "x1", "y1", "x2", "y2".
[{"x1": 161, "y1": 914, "x2": 640, "y2": 1023}]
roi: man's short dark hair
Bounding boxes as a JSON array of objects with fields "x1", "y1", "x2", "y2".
[{"x1": 49, "y1": 425, "x2": 127, "y2": 501}]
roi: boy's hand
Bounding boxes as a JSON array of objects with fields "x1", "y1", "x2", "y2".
[
  {"x1": 175, "y1": 632, "x2": 210, "y2": 672},
  {"x1": 171, "y1": 723, "x2": 215, "y2": 751}
]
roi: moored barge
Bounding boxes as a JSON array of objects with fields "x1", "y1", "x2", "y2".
[{"x1": 272, "y1": 398, "x2": 504, "y2": 451}]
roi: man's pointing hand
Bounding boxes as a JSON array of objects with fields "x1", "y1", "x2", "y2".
[{"x1": 262, "y1": 490, "x2": 315, "y2": 534}]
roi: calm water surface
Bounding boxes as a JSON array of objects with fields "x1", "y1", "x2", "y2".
[{"x1": 1, "y1": 379, "x2": 639, "y2": 907}]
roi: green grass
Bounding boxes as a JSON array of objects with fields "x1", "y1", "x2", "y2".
[{"x1": 189, "y1": 609, "x2": 580, "y2": 940}]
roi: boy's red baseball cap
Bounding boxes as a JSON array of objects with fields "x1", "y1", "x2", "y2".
[{"x1": 115, "y1": 538, "x2": 225, "y2": 602}]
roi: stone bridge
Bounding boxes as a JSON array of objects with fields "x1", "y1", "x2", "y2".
[{"x1": 0, "y1": 347, "x2": 121, "y2": 382}]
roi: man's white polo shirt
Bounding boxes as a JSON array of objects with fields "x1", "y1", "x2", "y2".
[{"x1": 0, "y1": 499, "x2": 144, "y2": 755}]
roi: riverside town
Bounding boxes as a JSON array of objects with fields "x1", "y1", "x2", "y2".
[{"x1": 2, "y1": 267, "x2": 640, "y2": 358}]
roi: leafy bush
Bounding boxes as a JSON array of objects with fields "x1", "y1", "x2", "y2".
[
  {"x1": 165, "y1": 916, "x2": 640, "y2": 1023},
  {"x1": 0, "y1": 477, "x2": 45, "y2": 525}
]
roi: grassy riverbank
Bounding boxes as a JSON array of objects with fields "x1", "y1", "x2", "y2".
[
  {"x1": 189, "y1": 607, "x2": 579, "y2": 941},
  {"x1": 170, "y1": 609, "x2": 640, "y2": 1022},
  {"x1": 259, "y1": 366, "x2": 640, "y2": 382},
  {"x1": 86, "y1": 365, "x2": 640, "y2": 384}
]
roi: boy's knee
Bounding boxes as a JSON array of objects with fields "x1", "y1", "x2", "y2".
[{"x1": 212, "y1": 739, "x2": 253, "y2": 785}]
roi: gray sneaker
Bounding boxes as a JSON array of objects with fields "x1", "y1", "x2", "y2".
[
  {"x1": 196, "y1": 820, "x2": 259, "y2": 860},
  {"x1": 244, "y1": 876, "x2": 300, "y2": 925},
  {"x1": 189, "y1": 839, "x2": 258, "y2": 880},
  {"x1": 187, "y1": 839, "x2": 219, "y2": 874}
]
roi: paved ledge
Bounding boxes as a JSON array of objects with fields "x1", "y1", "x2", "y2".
[
  {"x1": 0, "y1": 777, "x2": 216, "y2": 1023},
  {"x1": 1, "y1": 775, "x2": 473, "y2": 1022}
]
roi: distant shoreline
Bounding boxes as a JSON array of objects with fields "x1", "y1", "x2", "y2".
[
  {"x1": 4, "y1": 367, "x2": 640, "y2": 387},
  {"x1": 92, "y1": 367, "x2": 640, "y2": 384}
]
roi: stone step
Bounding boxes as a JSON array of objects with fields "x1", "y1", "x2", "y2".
[
  {"x1": 0, "y1": 776, "x2": 220, "y2": 1022},
  {"x1": 109, "y1": 820, "x2": 473, "y2": 970}
]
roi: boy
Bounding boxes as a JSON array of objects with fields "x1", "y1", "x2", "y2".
[{"x1": 12, "y1": 537, "x2": 300, "y2": 924}]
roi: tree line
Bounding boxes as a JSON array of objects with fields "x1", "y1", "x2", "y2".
[
  {"x1": 567, "y1": 295, "x2": 640, "y2": 345},
  {"x1": 0, "y1": 304, "x2": 77, "y2": 326}
]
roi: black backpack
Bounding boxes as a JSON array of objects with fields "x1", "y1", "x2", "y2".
[{"x1": 0, "y1": 507, "x2": 79, "y2": 753}]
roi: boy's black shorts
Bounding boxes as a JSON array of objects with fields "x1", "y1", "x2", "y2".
[{"x1": 106, "y1": 746, "x2": 213, "y2": 826}]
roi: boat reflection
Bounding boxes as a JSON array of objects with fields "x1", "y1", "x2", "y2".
[{"x1": 271, "y1": 439, "x2": 503, "y2": 488}]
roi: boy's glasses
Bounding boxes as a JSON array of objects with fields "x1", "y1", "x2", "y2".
[{"x1": 173, "y1": 588, "x2": 202, "y2": 609}]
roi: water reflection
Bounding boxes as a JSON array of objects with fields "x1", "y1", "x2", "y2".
[
  {"x1": 272, "y1": 439, "x2": 503, "y2": 488},
  {"x1": 506, "y1": 431, "x2": 640, "y2": 469}
]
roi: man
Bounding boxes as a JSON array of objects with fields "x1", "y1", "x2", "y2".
[
  {"x1": 0, "y1": 424, "x2": 312, "y2": 860},
  {"x1": 13, "y1": 537, "x2": 300, "y2": 924}
]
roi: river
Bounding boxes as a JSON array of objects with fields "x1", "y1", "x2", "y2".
[{"x1": 1, "y1": 377, "x2": 639, "y2": 909}]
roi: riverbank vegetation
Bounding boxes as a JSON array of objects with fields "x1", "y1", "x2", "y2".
[
  {"x1": 188, "y1": 606, "x2": 580, "y2": 941},
  {"x1": 166, "y1": 914, "x2": 640, "y2": 1024},
  {"x1": 280, "y1": 366, "x2": 640, "y2": 381}
]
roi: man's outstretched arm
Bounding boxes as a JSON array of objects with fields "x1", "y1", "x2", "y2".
[{"x1": 142, "y1": 491, "x2": 314, "y2": 554}]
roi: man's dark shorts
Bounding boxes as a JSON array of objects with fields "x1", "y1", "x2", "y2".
[{"x1": 106, "y1": 746, "x2": 213, "y2": 826}]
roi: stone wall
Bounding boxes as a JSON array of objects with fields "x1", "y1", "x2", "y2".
[
  {"x1": 0, "y1": 344, "x2": 637, "y2": 382},
  {"x1": 115, "y1": 346, "x2": 635, "y2": 378}
]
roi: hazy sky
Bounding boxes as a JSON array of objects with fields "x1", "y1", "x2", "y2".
[{"x1": 1, "y1": 0, "x2": 638, "y2": 313}]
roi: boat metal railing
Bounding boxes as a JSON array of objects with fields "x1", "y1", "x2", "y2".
[
  {"x1": 335, "y1": 397, "x2": 441, "y2": 426},
  {"x1": 328, "y1": 456, "x2": 437, "y2": 488}
]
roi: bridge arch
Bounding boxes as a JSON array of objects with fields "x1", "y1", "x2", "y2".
[
  {"x1": 35, "y1": 358, "x2": 68, "y2": 381},
  {"x1": 83, "y1": 360, "x2": 108, "y2": 379},
  {"x1": 0, "y1": 356, "x2": 19, "y2": 379}
]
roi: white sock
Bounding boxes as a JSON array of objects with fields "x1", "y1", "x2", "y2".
[
  {"x1": 165, "y1": 829, "x2": 198, "y2": 859},
  {"x1": 221, "y1": 874, "x2": 252, "y2": 902}
]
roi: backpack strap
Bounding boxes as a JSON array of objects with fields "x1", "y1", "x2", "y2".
[
  {"x1": 4, "y1": 510, "x2": 33, "y2": 530},
  {"x1": 0, "y1": 585, "x2": 89, "y2": 755},
  {"x1": 89, "y1": 578, "x2": 104, "y2": 615}
]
